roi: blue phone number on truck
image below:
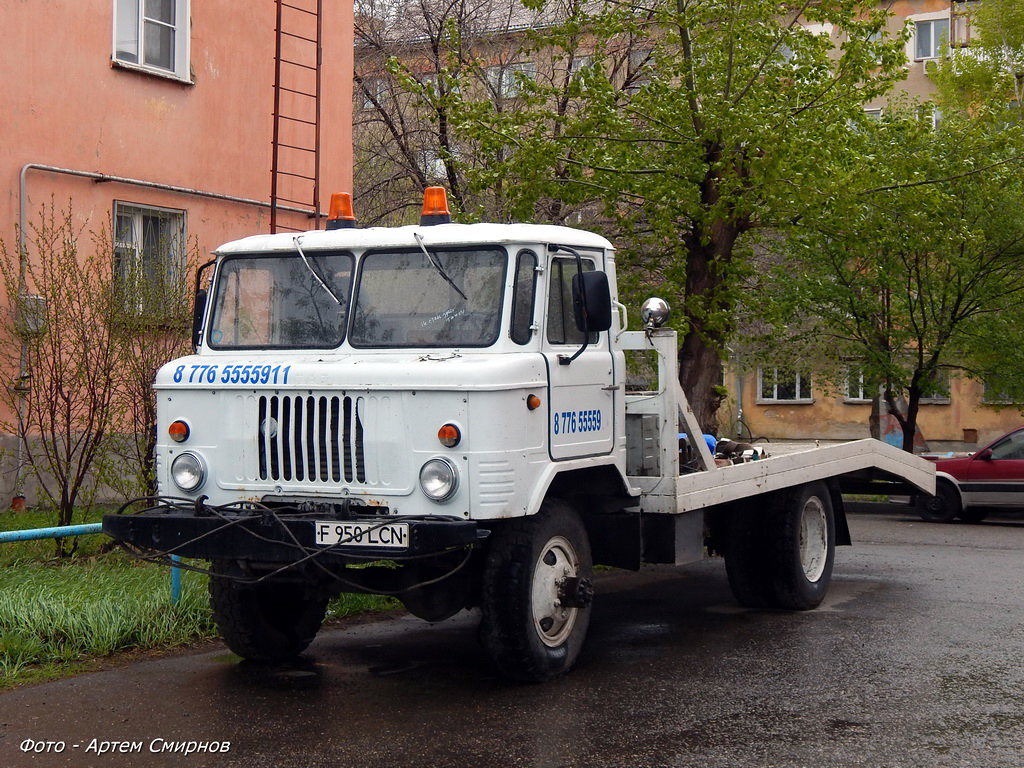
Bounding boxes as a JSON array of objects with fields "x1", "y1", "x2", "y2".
[
  {"x1": 553, "y1": 409, "x2": 602, "y2": 435},
  {"x1": 172, "y1": 364, "x2": 292, "y2": 385}
]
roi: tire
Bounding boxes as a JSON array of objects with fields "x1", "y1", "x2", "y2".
[
  {"x1": 725, "y1": 483, "x2": 835, "y2": 611},
  {"x1": 957, "y1": 507, "x2": 989, "y2": 524},
  {"x1": 917, "y1": 480, "x2": 961, "y2": 523},
  {"x1": 724, "y1": 504, "x2": 772, "y2": 609},
  {"x1": 208, "y1": 561, "x2": 329, "y2": 662},
  {"x1": 764, "y1": 482, "x2": 836, "y2": 610},
  {"x1": 480, "y1": 499, "x2": 594, "y2": 682}
]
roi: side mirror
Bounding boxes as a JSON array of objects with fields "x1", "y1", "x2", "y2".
[
  {"x1": 572, "y1": 271, "x2": 612, "y2": 333},
  {"x1": 191, "y1": 288, "x2": 207, "y2": 351},
  {"x1": 977, "y1": 448, "x2": 993, "y2": 461}
]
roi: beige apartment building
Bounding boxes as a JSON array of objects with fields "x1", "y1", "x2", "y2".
[{"x1": 734, "y1": 0, "x2": 1021, "y2": 449}]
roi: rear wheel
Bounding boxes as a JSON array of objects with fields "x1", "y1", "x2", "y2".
[
  {"x1": 480, "y1": 500, "x2": 594, "y2": 682},
  {"x1": 917, "y1": 480, "x2": 961, "y2": 523},
  {"x1": 766, "y1": 482, "x2": 835, "y2": 610},
  {"x1": 725, "y1": 482, "x2": 836, "y2": 611},
  {"x1": 208, "y1": 561, "x2": 329, "y2": 661}
]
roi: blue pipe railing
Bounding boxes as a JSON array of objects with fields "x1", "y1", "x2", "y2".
[{"x1": 0, "y1": 524, "x2": 182, "y2": 604}]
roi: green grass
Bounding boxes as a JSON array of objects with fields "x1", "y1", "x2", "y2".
[{"x1": 0, "y1": 508, "x2": 400, "y2": 690}]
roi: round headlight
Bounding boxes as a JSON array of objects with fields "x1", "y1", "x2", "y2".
[
  {"x1": 419, "y1": 458, "x2": 458, "y2": 502},
  {"x1": 171, "y1": 452, "x2": 206, "y2": 492}
]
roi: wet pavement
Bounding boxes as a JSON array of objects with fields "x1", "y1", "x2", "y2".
[{"x1": 3, "y1": 508, "x2": 1024, "y2": 767}]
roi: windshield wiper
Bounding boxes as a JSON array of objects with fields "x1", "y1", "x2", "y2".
[
  {"x1": 293, "y1": 236, "x2": 344, "y2": 306},
  {"x1": 414, "y1": 232, "x2": 467, "y2": 300}
]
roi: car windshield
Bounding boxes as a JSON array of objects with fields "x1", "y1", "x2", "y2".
[
  {"x1": 207, "y1": 252, "x2": 353, "y2": 349},
  {"x1": 349, "y1": 247, "x2": 506, "y2": 348}
]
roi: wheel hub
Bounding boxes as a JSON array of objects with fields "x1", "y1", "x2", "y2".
[
  {"x1": 532, "y1": 535, "x2": 586, "y2": 647},
  {"x1": 799, "y1": 496, "x2": 828, "y2": 583}
]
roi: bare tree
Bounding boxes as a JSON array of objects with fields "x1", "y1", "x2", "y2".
[{"x1": 0, "y1": 201, "x2": 120, "y2": 555}]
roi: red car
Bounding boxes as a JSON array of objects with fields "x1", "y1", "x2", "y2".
[{"x1": 918, "y1": 426, "x2": 1024, "y2": 523}]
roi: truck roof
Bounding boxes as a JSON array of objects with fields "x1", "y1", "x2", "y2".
[{"x1": 215, "y1": 221, "x2": 615, "y2": 255}]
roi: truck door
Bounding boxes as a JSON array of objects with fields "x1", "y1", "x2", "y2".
[{"x1": 542, "y1": 255, "x2": 616, "y2": 459}]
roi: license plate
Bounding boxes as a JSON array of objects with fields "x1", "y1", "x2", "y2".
[{"x1": 313, "y1": 520, "x2": 410, "y2": 549}]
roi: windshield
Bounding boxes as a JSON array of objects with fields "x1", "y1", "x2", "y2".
[
  {"x1": 350, "y1": 248, "x2": 505, "y2": 348},
  {"x1": 207, "y1": 252, "x2": 353, "y2": 349}
]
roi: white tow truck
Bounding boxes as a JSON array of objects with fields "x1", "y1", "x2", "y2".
[{"x1": 103, "y1": 188, "x2": 935, "y2": 682}]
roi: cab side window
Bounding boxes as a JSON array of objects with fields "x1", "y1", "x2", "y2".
[
  {"x1": 546, "y1": 256, "x2": 597, "y2": 345},
  {"x1": 510, "y1": 250, "x2": 537, "y2": 345}
]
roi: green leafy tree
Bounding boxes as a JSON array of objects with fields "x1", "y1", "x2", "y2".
[
  {"x1": 455, "y1": 0, "x2": 908, "y2": 430},
  {"x1": 754, "y1": 104, "x2": 1024, "y2": 451}
]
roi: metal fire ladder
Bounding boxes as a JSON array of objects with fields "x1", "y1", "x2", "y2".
[{"x1": 270, "y1": 0, "x2": 323, "y2": 233}]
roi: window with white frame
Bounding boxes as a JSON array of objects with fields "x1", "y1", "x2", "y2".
[
  {"x1": 982, "y1": 374, "x2": 1015, "y2": 404},
  {"x1": 421, "y1": 148, "x2": 446, "y2": 180},
  {"x1": 914, "y1": 17, "x2": 950, "y2": 60},
  {"x1": 919, "y1": 104, "x2": 941, "y2": 130},
  {"x1": 113, "y1": 0, "x2": 191, "y2": 81},
  {"x1": 845, "y1": 369, "x2": 874, "y2": 403},
  {"x1": 570, "y1": 54, "x2": 593, "y2": 79},
  {"x1": 624, "y1": 49, "x2": 651, "y2": 93},
  {"x1": 758, "y1": 366, "x2": 813, "y2": 403},
  {"x1": 487, "y1": 62, "x2": 535, "y2": 98},
  {"x1": 359, "y1": 76, "x2": 385, "y2": 110},
  {"x1": 113, "y1": 202, "x2": 186, "y2": 316}
]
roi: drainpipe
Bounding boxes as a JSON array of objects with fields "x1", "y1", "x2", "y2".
[{"x1": 14, "y1": 163, "x2": 324, "y2": 503}]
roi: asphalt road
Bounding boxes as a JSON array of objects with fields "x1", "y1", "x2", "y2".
[{"x1": 3, "y1": 505, "x2": 1024, "y2": 768}]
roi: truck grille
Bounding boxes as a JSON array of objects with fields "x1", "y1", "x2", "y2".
[{"x1": 258, "y1": 395, "x2": 365, "y2": 483}]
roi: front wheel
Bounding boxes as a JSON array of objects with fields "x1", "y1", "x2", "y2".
[
  {"x1": 208, "y1": 561, "x2": 329, "y2": 662},
  {"x1": 917, "y1": 480, "x2": 961, "y2": 523},
  {"x1": 480, "y1": 500, "x2": 594, "y2": 682}
]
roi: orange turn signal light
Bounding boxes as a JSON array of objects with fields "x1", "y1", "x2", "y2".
[
  {"x1": 168, "y1": 420, "x2": 190, "y2": 443},
  {"x1": 437, "y1": 423, "x2": 461, "y2": 447},
  {"x1": 527, "y1": 394, "x2": 541, "y2": 411}
]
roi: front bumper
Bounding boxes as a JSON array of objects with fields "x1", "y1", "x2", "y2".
[{"x1": 102, "y1": 505, "x2": 485, "y2": 563}]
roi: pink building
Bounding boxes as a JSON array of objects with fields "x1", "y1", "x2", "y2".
[
  {"x1": 3, "y1": 0, "x2": 353, "y2": 285},
  {"x1": 0, "y1": 1, "x2": 353, "y2": 502}
]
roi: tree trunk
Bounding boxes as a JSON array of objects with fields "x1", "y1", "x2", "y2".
[
  {"x1": 678, "y1": 207, "x2": 741, "y2": 435},
  {"x1": 679, "y1": 332, "x2": 724, "y2": 435}
]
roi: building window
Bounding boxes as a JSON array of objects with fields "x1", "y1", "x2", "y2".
[
  {"x1": 570, "y1": 54, "x2": 593, "y2": 79},
  {"x1": 487, "y1": 62, "x2": 535, "y2": 99},
  {"x1": 951, "y1": 2, "x2": 980, "y2": 48},
  {"x1": 113, "y1": 0, "x2": 191, "y2": 81},
  {"x1": 624, "y1": 49, "x2": 651, "y2": 93},
  {"x1": 845, "y1": 369, "x2": 873, "y2": 403},
  {"x1": 919, "y1": 368, "x2": 951, "y2": 404},
  {"x1": 113, "y1": 202, "x2": 186, "y2": 317},
  {"x1": 758, "y1": 366, "x2": 813, "y2": 403},
  {"x1": 915, "y1": 17, "x2": 949, "y2": 60},
  {"x1": 918, "y1": 104, "x2": 941, "y2": 130},
  {"x1": 982, "y1": 375, "x2": 1015, "y2": 405},
  {"x1": 358, "y1": 76, "x2": 385, "y2": 110}
]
